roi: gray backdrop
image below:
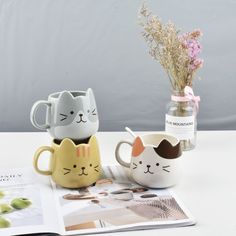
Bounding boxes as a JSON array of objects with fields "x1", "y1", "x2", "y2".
[{"x1": 0, "y1": 0, "x2": 236, "y2": 132}]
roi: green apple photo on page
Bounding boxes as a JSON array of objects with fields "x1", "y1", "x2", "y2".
[
  {"x1": 0, "y1": 185, "x2": 43, "y2": 229},
  {"x1": 10, "y1": 198, "x2": 32, "y2": 210},
  {"x1": 0, "y1": 189, "x2": 32, "y2": 228}
]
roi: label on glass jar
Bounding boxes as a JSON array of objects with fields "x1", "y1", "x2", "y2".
[{"x1": 165, "y1": 114, "x2": 194, "y2": 140}]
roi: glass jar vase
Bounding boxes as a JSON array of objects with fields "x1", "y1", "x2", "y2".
[{"x1": 165, "y1": 90, "x2": 197, "y2": 151}]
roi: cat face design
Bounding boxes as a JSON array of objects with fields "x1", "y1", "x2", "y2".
[
  {"x1": 52, "y1": 136, "x2": 101, "y2": 188},
  {"x1": 51, "y1": 88, "x2": 99, "y2": 140},
  {"x1": 130, "y1": 136, "x2": 182, "y2": 188}
]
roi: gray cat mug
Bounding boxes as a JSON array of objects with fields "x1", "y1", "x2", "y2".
[{"x1": 30, "y1": 88, "x2": 99, "y2": 140}]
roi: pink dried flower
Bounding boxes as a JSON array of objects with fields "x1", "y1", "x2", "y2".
[
  {"x1": 179, "y1": 34, "x2": 202, "y2": 58},
  {"x1": 189, "y1": 58, "x2": 204, "y2": 71},
  {"x1": 190, "y1": 29, "x2": 203, "y2": 38},
  {"x1": 179, "y1": 29, "x2": 203, "y2": 73},
  {"x1": 187, "y1": 39, "x2": 202, "y2": 59}
]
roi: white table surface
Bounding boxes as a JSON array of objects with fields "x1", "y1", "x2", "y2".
[{"x1": 0, "y1": 131, "x2": 236, "y2": 236}]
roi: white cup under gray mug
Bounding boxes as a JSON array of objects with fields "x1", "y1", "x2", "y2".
[{"x1": 30, "y1": 88, "x2": 99, "y2": 141}]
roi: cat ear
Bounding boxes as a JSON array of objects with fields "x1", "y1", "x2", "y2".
[
  {"x1": 58, "y1": 91, "x2": 74, "y2": 103},
  {"x1": 153, "y1": 139, "x2": 182, "y2": 159},
  {"x1": 86, "y1": 88, "x2": 96, "y2": 107},
  {"x1": 88, "y1": 135, "x2": 99, "y2": 156},
  {"x1": 132, "y1": 137, "x2": 145, "y2": 157},
  {"x1": 60, "y1": 138, "x2": 75, "y2": 149}
]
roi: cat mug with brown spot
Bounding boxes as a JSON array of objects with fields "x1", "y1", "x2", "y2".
[
  {"x1": 115, "y1": 133, "x2": 183, "y2": 188},
  {"x1": 33, "y1": 136, "x2": 101, "y2": 188}
]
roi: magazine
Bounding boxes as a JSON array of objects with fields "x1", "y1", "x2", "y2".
[{"x1": 0, "y1": 166, "x2": 195, "y2": 236}]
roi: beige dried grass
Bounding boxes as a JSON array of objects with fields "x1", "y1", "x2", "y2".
[{"x1": 139, "y1": 4, "x2": 193, "y2": 92}]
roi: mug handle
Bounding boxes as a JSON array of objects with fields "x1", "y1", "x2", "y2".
[
  {"x1": 115, "y1": 140, "x2": 133, "y2": 168},
  {"x1": 33, "y1": 146, "x2": 54, "y2": 175},
  {"x1": 30, "y1": 100, "x2": 51, "y2": 130}
]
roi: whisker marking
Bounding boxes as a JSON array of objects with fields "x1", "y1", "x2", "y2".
[{"x1": 63, "y1": 168, "x2": 71, "y2": 171}]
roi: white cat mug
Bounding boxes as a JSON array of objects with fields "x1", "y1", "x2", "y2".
[
  {"x1": 30, "y1": 89, "x2": 99, "y2": 140},
  {"x1": 115, "y1": 133, "x2": 182, "y2": 188}
]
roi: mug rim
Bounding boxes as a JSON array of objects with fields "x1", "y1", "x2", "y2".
[
  {"x1": 51, "y1": 136, "x2": 95, "y2": 147},
  {"x1": 48, "y1": 90, "x2": 87, "y2": 100},
  {"x1": 52, "y1": 138, "x2": 76, "y2": 147},
  {"x1": 137, "y1": 133, "x2": 179, "y2": 147}
]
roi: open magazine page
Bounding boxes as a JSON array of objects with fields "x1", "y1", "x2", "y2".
[
  {"x1": 52, "y1": 165, "x2": 195, "y2": 235},
  {"x1": 0, "y1": 168, "x2": 59, "y2": 236}
]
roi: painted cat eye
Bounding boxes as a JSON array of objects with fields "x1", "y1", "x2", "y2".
[
  {"x1": 92, "y1": 108, "x2": 96, "y2": 115},
  {"x1": 139, "y1": 161, "x2": 142, "y2": 164},
  {"x1": 90, "y1": 163, "x2": 92, "y2": 167},
  {"x1": 63, "y1": 168, "x2": 71, "y2": 175},
  {"x1": 60, "y1": 113, "x2": 68, "y2": 121},
  {"x1": 73, "y1": 165, "x2": 77, "y2": 168},
  {"x1": 70, "y1": 111, "x2": 74, "y2": 115},
  {"x1": 87, "y1": 109, "x2": 90, "y2": 113},
  {"x1": 156, "y1": 163, "x2": 159, "y2": 166}
]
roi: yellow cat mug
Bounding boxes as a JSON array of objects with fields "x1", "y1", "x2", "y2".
[{"x1": 33, "y1": 136, "x2": 102, "y2": 188}]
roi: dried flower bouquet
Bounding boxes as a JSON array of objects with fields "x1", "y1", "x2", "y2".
[{"x1": 139, "y1": 4, "x2": 203, "y2": 92}]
